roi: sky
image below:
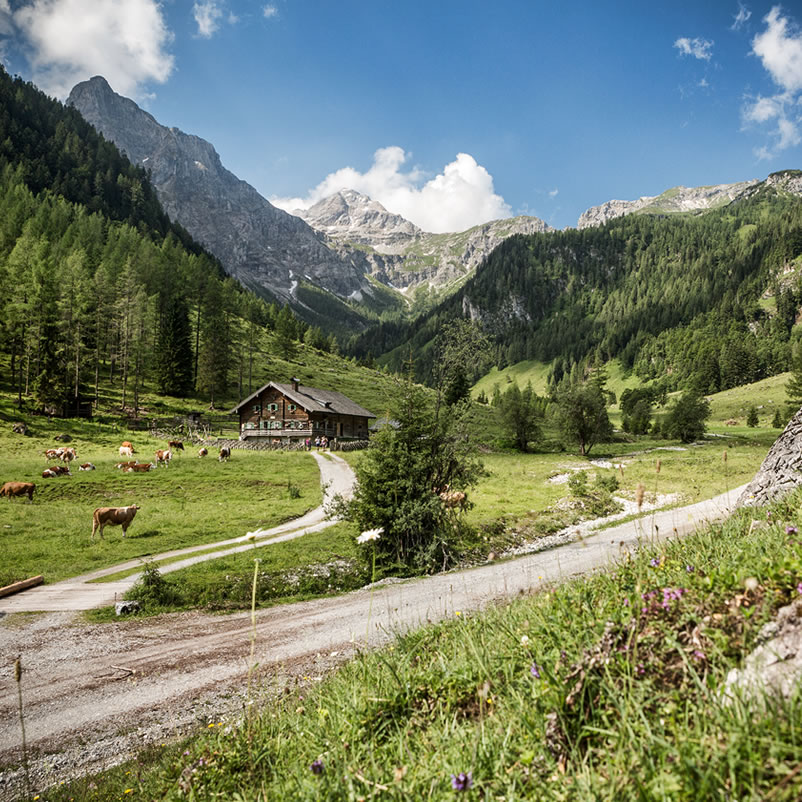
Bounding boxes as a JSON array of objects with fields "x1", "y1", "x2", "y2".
[{"x1": 1, "y1": 0, "x2": 802, "y2": 232}]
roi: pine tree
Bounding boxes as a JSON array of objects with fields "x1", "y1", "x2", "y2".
[
  {"x1": 746, "y1": 406, "x2": 759, "y2": 427},
  {"x1": 154, "y1": 293, "x2": 194, "y2": 396}
]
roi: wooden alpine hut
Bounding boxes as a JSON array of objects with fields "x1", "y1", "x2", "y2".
[{"x1": 229, "y1": 378, "x2": 375, "y2": 444}]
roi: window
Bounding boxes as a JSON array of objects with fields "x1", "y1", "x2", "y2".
[
  {"x1": 252, "y1": 404, "x2": 260, "y2": 413},
  {"x1": 288, "y1": 404, "x2": 296, "y2": 412},
  {"x1": 267, "y1": 403, "x2": 278, "y2": 411}
]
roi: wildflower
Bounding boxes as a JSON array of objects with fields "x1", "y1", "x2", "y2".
[
  {"x1": 787, "y1": 526, "x2": 798, "y2": 536},
  {"x1": 357, "y1": 527, "x2": 383, "y2": 544},
  {"x1": 451, "y1": 772, "x2": 473, "y2": 791},
  {"x1": 310, "y1": 759, "x2": 325, "y2": 775},
  {"x1": 685, "y1": 565, "x2": 694, "y2": 573},
  {"x1": 623, "y1": 597, "x2": 630, "y2": 606},
  {"x1": 797, "y1": 583, "x2": 802, "y2": 595},
  {"x1": 636, "y1": 664, "x2": 645, "y2": 676},
  {"x1": 520, "y1": 634, "x2": 530, "y2": 646},
  {"x1": 649, "y1": 558, "x2": 660, "y2": 568},
  {"x1": 745, "y1": 577, "x2": 759, "y2": 593},
  {"x1": 692, "y1": 650, "x2": 705, "y2": 661},
  {"x1": 530, "y1": 663, "x2": 542, "y2": 679}
]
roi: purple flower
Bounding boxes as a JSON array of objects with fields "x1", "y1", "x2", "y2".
[
  {"x1": 787, "y1": 526, "x2": 798, "y2": 536},
  {"x1": 310, "y1": 759, "x2": 324, "y2": 775},
  {"x1": 685, "y1": 565, "x2": 694, "y2": 573},
  {"x1": 451, "y1": 772, "x2": 473, "y2": 791},
  {"x1": 692, "y1": 650, "x2": 705, "y2": 661},
  {"x1": 530, "y1": 663, "x2": 542, "y2": 679},
  {"x1": 649, "y1": 558, "x2": 660, "y2": 568},
  {"x1": 636, "y1": 664, "x2": 645, "y2": 676},
  {"x1": 623, "y1": 597, "x2": 630, "y2": 606},
  {"x1": 797, "y1": 583, "x2": 802, "y2": 595}
]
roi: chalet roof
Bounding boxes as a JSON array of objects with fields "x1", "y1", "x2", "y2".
[{"x1": 229, "y1": 382, "x2": 375, "y2": 419}]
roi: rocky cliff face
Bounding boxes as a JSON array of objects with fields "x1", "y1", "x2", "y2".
[
  {"x1": 67, "y1": 76, "x2": 368, "y2": 305},
  {"x1": 301, "y1": 190, "x2": 553, "y2": 291},
  {"x1": 577, "y1": 179, "x2": 762, "y2": 229}
]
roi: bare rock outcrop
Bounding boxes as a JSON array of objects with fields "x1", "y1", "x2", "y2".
[{"x1": 737, "y1": 406, "x2": 802, "y2": 507}]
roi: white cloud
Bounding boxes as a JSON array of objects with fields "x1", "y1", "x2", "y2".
[
  {"x1": 744, "y1": 7, "x2": 802, "y2": 158},
  {"x1": 674, "y1": 36, "x2": 714, "y2": 60},
  {"x1": 0, "y1": 0, "x2": 13, "y2": 34},
  {"x1": 12, "y1": 0, "x2": 174, "y2": 100},
  {"x1": 548, "y1": 188, "x2": 559, "y2": 198},
  {"x1": 263, "y1": 4, "x2": 278, "y2": 18},
  {"x1": 271, "y1": 146, "x2": 512, "y2": 233},
  {"x1": 193, "y1": 1, "x2": 223, "y2": 38},
  {"x1": 752, "y1": 6, "x2": 802, "y2": 93},
  {"x1": 731, "y1": 3, "x2": 751, "y2": 32}
]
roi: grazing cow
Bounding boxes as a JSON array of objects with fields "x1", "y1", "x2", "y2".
[
  {"x1": 115, "y1": 460, "x2": 137, "y2": 470},
  {"x1": 168, "y1": 440, "x2": 184, "y2": 452},
  {"x1": 154, "y1": 449, "x2": 172, "y2": 467},
  {"x1": 44, "y1": 448, "x2": 60, "y2": 460},
  {"x1": 218, "y1": 446, "x2": 231, "y2": 462},
  {"x1": 1, "y1": 481, "x2": 35, "y2": 500},
  {"x1": 119, "y1": 445, "x2": 134, "y2": 458},
  {"x1": 198, "y1": 447, "x2": 208, "y2": 458},
  {"x1": 125, "y1": 463, "x2": 154, "y2": 473},
  {"x1": 121, "y1": 441, "x2": 134, "y2": 450},
  {"x1": 91, "y1": 505, "x2": 140, "y2": 540},
  {"x1": 78, "y1": 462, "x2": 96, "y2": 471},
  {"x1": 439, "y1": 487, "x2": 467, "y2": 510},
  {"x1": 60, "y1": 447, "x2": 77, "y2": 464}
]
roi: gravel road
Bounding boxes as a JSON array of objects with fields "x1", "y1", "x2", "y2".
[{"x1": 0, "y1": 479, "x2": 744, "y2": 800}]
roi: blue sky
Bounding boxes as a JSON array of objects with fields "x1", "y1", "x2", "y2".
[{"x1": 1, "y1": 1, "x2": 801, "y2": 231}]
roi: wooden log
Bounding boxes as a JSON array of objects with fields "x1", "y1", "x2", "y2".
[{"x1": 0, "y1": 575, "x2": 44, "y2": 599}]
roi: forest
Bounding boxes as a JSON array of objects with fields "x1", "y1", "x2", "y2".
[{"x1": 350, "y1": 182, "x2": 802, "y2": 394}]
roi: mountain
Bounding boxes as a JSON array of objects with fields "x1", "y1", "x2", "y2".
[
  {"x1": 66, "y1": 76, "x2": 371, "y2": 315},
  {"x1": 299, "y1": 189, "x2": 554, "y2": 293},
  {"x1": 576, "y1": 178, "x2": 764, "y2": 229},
  {"x1": 354, "y1": 172, "x2": 802, "y2": 389}
]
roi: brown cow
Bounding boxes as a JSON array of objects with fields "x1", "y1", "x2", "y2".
[
  {"x1": 91, "y1": 505, "x2": 140, "y2": 540},
  {"x1": 168, "y1": 440, "x2": 184, "y2": 452},
  {"x1": 1, "y1": 481, "x2": 35, "y2": 500},
  {"x1": 121, "y1": 441, "x2": 134, "y2": 450},
  {"x1": 198, "y1": 447, "x2": 208, "y2": 458},
  {"x1": 439, "y1": 488, "x2": 467, "y2": 509},
  {"x1": 115, "y1": 460, "x2": 137, "y2": 470},
  {"x1": 154, "y1": 449, "x2": 172, "y2": 467},
  {"x1": 125, "y1": 463, "x2": 154, "y2": 473},
  {"x1": 78, "y1": 462, "x2": 96, "y2": 471},
  {"x1": 43, "y1": 465, "x2": 70, "y2": 476},
  {"x1": 44, "y1": 448, "x2": 60, "y2": 460},
  {"x1": 60, "y1": 447, "x2": 77, "y2": 463},
  {"x1": 218, "y1": 446, "x2": 231, "y2": 462}
]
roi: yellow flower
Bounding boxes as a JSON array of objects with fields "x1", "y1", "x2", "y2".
[
  {"x1": 124, "y1": 790, "x2": 134, "y2": 795},
  {"x1": 455, "y1": 611, "x2": 461, "y2": 616}
]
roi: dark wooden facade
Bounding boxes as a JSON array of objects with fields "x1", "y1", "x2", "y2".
[{"x1": 229, "y1": 380, "x2": 375, "y2": 443}]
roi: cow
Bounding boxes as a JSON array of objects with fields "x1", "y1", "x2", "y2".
[
  {"x1": 43, "y1": 465, "x2": 70, "y2": 477},
  {"x1": 119, "y1": 445, "x2": 134, "y2": 458},
  {"x1": 60, "y1": 447, "x2": 77, "y2": 464},
  {"x1": 154, "y1": 449, "x2": 172, "y2": 467},
  {"x1": 168, "y1": 440, "x2": 184, "y2": 453},
  {"x1": 198, "y1": 447, "x2": 208, "y2": 458},
  {"x1": 1, "y1": 481, "x2": 35, "y2": 500},
  {"x1": 218, "y1": 446, "x2": 231, "y2": 462},
  {"x1": 121, "y1": 441, "x2": 134, "y2": 450},
  {"x1": 42, "y1": 469, "x2": 57, "y2": 478},
  {"x1": 116, "y1": 461, "x2": 137, "y2": 470},
  {"x1": 439, "y1": 487, "x2": 467, "y2": 510},
  {"x1": 44, "y1": 448, "x2": 60, "y2": 460},
  {"x1": 91, "y1": 505, "x2": 140, "y2": 540},
  {"x1": 125, "y1": 463, "x2": 154, "y2": 473},
  {"x1": 78, "y1": 462, "x2": 96, "y2": 471}
]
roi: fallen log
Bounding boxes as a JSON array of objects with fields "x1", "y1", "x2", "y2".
[{"x1": 0, "y1": 574, "x2": 44, "y2": 598}]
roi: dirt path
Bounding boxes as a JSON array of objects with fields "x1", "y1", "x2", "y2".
[
  {"x1": 0, "y1": 452, "x2": 354, "y2": 613},
  {"x1": 0, "y1": 483, "x2": 745, "y2": 799}
]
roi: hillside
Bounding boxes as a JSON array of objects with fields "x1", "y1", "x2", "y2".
[{"x1": 354, "y1": 174, "x2": 802, "y2": 392}]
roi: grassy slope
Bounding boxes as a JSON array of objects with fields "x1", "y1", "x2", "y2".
[{"x1": 47, "y1": 489, "x2": 802, "y2": 801}]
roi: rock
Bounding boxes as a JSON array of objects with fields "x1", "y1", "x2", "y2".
[
  {"x1": 737, "y1": 405, "x2": 802, "y2": 507},
  {"x1": 115, "y1": 600, "x2": 141, "y2": 616},
  {"x1": 722, "y1": 599, "x2": 802, "y2": 704}
]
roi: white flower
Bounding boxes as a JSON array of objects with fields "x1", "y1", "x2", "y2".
[
  {"x1": 357, "y1": 527, "x2": 383, "y2": 544},
  {"x1": 244, "y1": 531, "x2": 257, "y2": 542},
  {"x1": 520, "y1": 634, "x2": 530, "y2": 646}
]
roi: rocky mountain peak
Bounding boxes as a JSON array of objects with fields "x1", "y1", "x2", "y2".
[
  {"x1": 67, "y1": 76, "x2": 368, "y2": 307},
  {"x1": 298, "y1": 190, "x2": 422, "y2": 253}
]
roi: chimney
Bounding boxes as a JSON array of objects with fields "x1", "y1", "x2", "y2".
[{"x1": 291, "y1": 377, "x2": 299, "y2": 392}]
